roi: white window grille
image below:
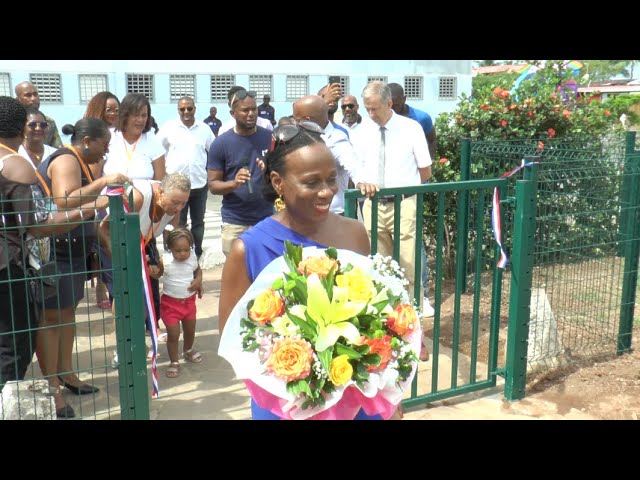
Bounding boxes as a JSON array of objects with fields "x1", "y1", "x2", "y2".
[
  {"x1": 438, "y1": 76, "x2": 457, "y2": 100},
  {"x1": 327, "y1": 76, "x2": 349, "y2": 95},
  {"x1": 170, "y1": 74, "x2": 196, "y2": 101},
  {"x1": 30, "y1": 73, "x2": 62, "y2": 103},
  {"x1": 367, "y1": 76, "x2": 387, "y2": 84},
  {"x1": 210, "y1": 74, "x2": 235, "y2": 101},
  {"x1": 79, "y1": 74, "x2": 108, "y2": 103},
  {"x1": 249, "y1": 75, "x2": 273, "y2": 99},
  {"x1": 0, "y1": 73, "x2": 10, "y2": 96},
  {"x1": 286, "y1": 75, "x2": 308, "y2": 101},
  {"x1": 127, "y1": 74, "x2": 154, "y2": 101},
  {"x1": 405, "y1": 76, "x2": 423, "y2": 100}
]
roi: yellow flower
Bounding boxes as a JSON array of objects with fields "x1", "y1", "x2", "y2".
[
  {"x1": 335, "y1": 267, "x2": 375, "y2": 302},
  {"x1": 267, "y1": 337, "x2": 313, "y2": 382},
  {"x1": 271, "y1": 313, "x2": 300, "y2": 337},
  {"x1": 329, "y1": 354, "x2": 353, "y2": 386}
]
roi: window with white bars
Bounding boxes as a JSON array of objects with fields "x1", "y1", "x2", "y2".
[
  {"x1": 170, "y1": 74, "x2": 196, "y2": 101},
  {"x1": 127, "y1": 74, "x2": 154, "y2": 101},
  {"x1": 30, "y1": 73, "x2": 62, "y2": 103},
  {"x1": 0, "y1": 73, "x2": 10, "y2": 96},
  {"x1": 367, "y1": 76, "x2": 387, "y2": 84},
  {"x1": 210, "y1": 74, "x2": 235, "y2": 101},
  {"x1": 249, "y1": 75, "x2": 272, "y2": 99},
  {"x1": 405, "y1": 76, "x2": 423, "y2": 100},
  {"x1": 286, "y1": 75, "x2": 308, "y2": 100},
  {"x1": 79, "y1": 74, "x2": 108, "y2": 103},
  {"x1": 327, "y1": 76, "x2": 350, "y2": 95},
  {"x1": 438, "y1": 76, "x2": 457, "y2": 100}
]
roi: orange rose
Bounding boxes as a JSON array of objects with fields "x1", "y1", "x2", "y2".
[
  {"x1": 249, "y1": 289, "x2": 285, "y2": 325},
  {"x1": 297, "y1": 256, "x2": 338, "y2": 278},
  {"x1": 267, "y1": 337, "x2": 313, "y2": 382},
  {"x1": 387, "y1": 304, "x2": 418, "y2": 336},
  {"x1": 361, "y1": 335, "x2": 393, "y2": 371}
]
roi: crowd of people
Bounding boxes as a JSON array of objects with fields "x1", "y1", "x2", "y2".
[{"x1": 0, "y1": 78, "x2": 437, "y2": 420}]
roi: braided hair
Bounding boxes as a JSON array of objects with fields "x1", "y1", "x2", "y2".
[
  {"x1": 0, "y1": 96, "x2": 27, "y2": 138},
  {"x1": 262, "y1": 126, "x2": 325, "y2": 202}
]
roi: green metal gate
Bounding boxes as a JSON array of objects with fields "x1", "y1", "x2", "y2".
[{"x1": 344, "y1": 172, "x2": 538, "y2": 407}]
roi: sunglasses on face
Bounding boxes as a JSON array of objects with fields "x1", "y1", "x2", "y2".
[
  {"x1": 269, "y1": 121, "x2": 324, "y2": 153},
  {"x1": 27, "y1": 121, "x2": 48, "y2": 130},
  {"x1": 229, "y1": 90, "x2": 257, "y2": 106},
  {"x1": 341, "y1": 104, "x2": 356, "y2": 110},
  {"x1": 179, "y1": 106, "x2": 194, "y2": 113}
]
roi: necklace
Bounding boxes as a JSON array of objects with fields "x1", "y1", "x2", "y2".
[
  {"x1": 25, "y1": 146, "x2": 43, "y2": 163},
  {"x1": 123, "y1": 135, "x2": 139, "y2": 162}
]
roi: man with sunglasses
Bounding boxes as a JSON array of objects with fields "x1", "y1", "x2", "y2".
[
  {"x1": 157, "y1": 96, "x2": 215, "y2": 259},
  {"x1": 207, "y1": 87, "x2": 274, "y2": 257},
  {"x1": 217, "y1": 87, "x2": 274, "y2": 136},
  {"x1": 341, "y1": 96, "x2": 363, "y2": 132},
  {"x1": 292, "y1": 95, "x2": 377, "y2": 216},
  {"x1": 14, "y1": 81, "x2": 62, "y2": 148}
]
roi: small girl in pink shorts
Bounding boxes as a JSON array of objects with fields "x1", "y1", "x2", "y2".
[{"x1": 160, "y1": 228, "x2": 203, "y2": 378}]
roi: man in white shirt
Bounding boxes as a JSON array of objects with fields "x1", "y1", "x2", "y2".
[
  {"x1": 356, "y1": 81, "x2": 432, "y2": 305},
  {"x1": 157, "y1": 96, "x2": 215, "y2": 258},
  {"x1": 292, "y1": 95, "x2": 377, "y2": 215}
]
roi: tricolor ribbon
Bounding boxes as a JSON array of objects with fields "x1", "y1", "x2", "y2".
[
  {"x1": 106, "y1": 184, "x2": 160, "y2": 398},
  {"x1": 492, "y1": 159, "x2": 538, "y2": 269}
]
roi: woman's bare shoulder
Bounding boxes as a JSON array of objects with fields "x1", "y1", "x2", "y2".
[{"x1": 332, "y1": 215, "x2": 370, "y2": 255}]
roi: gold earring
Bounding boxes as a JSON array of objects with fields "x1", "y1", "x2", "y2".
[{"x1": 274, "y1": 195, "x2": 286, "y2": 212}]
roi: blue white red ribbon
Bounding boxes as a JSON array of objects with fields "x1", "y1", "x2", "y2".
[
  {"x1": 106, "y1": 184, "x2": 160, "y2": 398},
  {"x1": 492, "y1": 159, "x2": 538, "y2": 269}
]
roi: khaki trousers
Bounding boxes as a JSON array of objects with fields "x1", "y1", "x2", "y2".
[
  {"x1": 363, "y1": 195, "x2": 422, "y2": 305},
  {"x1": 221, "y1": 223, "x2": 252, "y2": 257}
]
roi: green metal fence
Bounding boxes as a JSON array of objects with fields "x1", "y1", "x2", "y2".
[
  {"x1": 0, "y1": 191, "x2": 148, "y2": 420},
  {"x1": 463, "y1": 132, "x2": 639, "y2": 373}
]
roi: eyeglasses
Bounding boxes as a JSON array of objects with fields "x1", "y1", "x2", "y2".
[
  {"x1": 27, "y1": 121, "x2": 48, "y2": 130},
  {"x1": 179, "y1": 106, "x2": 194, "y2": 113},
  {"x1": 229, "y1": 90, "x2": 257, "y2": 106},
  {"x1": 105, "y1": 107, "x2": 119, "y2": 114},
  {"x1": 341, "y1": 104, "x2": 356, "y2": 110},
  {"x1": 269, "y1": 121, "x2": 324, "y2": 152}
]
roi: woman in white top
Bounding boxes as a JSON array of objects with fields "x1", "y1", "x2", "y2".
[
  {"x1": 18, "y1": 108, "x2": 57, "y2": 169},
  {"x1": 103, "y1": 93, "x2": 166, "y2": 181}
]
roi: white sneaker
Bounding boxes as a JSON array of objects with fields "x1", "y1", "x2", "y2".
[
  {"x1": 423, "y1": 297, "x2": 435, "y2": 317},
  {"x1": 111, "y1": 351, "x2": 119, "y2": 369}
]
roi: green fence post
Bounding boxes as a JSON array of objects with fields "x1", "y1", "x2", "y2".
[
  {"x1": 109, "y1": 189, "x2": 149, "y2": 420},
  {"x1": 458, "y1": 139, "x2": 471, "y2": 293},
  {"x1": 618, "y1": 149, "x2": 640, "y2": 353},
  {"x1": 504, "y1": 172, "x2": 537, "y2": 401},
  {"x1": 618, "y1": 131, "x2": 637, "y2": 257}
]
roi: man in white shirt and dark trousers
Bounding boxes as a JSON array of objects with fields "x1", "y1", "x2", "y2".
[
  {"x1": 157, "y1": 96, "x2": 215, "y2": 259},
  {"x1": 356, "y1": 80, "x2": 432, "y2": 319}
]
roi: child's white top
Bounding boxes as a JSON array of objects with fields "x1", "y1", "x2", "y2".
[{"x1": 162, "y1": 250, "x2": 198, "y2": 299}]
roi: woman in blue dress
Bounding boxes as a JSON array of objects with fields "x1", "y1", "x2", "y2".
[{"x1": 218, "y1": 121, "x2": 383, "y2": 420}]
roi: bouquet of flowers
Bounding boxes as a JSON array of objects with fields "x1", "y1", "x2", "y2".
[{"x1": 218, "y1": 241, "x2": 421, "y2": 420}]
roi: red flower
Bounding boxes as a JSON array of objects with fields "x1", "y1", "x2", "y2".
[
  {"x1": 604, "y1": 110, "x2": 611, "y2": 117},
  {"x1": 537, "y1": 141, "x2": 545, "y2": 152},
  {"x1": 439, "y1": 157, "x2": 449, "y2": 164},
  {"x1": 548, "y1": 128, "x2": 556, "y2": 138},
  {"x1": 500, "y1": 120, "x2": 508, "y2": 127}
]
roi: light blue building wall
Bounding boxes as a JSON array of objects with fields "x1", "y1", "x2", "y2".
[{"x1": 0, "y1": 60, "x2": 471, "y2": 139}]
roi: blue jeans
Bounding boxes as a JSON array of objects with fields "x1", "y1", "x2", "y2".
[{"x1": 179, "y1": 186, "x2": 208, "y2": 258}]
